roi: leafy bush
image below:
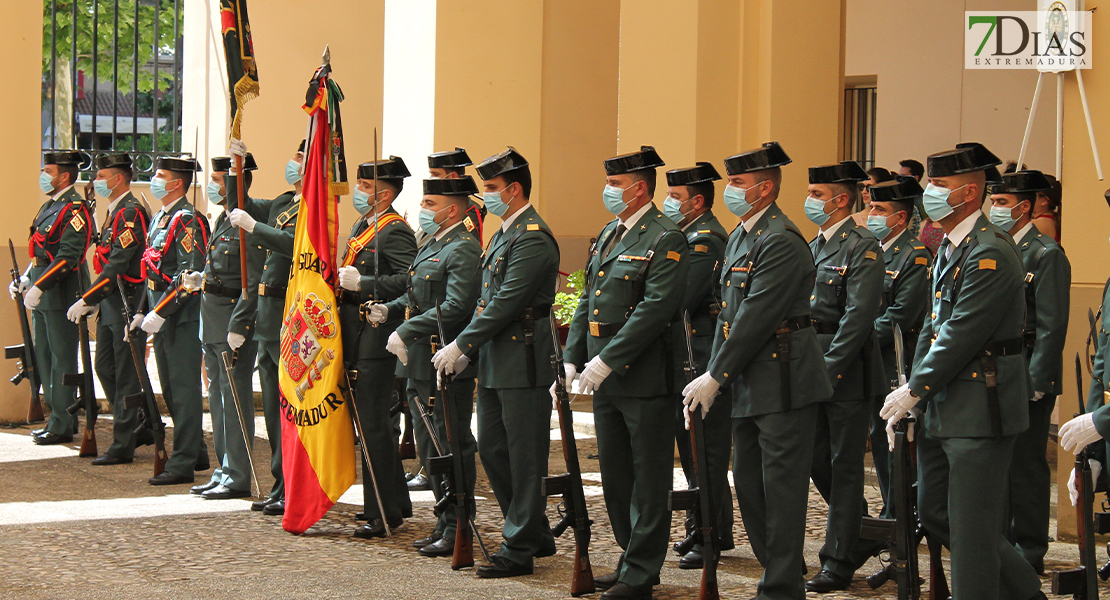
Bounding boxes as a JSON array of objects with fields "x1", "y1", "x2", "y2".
[{"x1": 554, "y1": 269, "x2": 585, "y2": 327}]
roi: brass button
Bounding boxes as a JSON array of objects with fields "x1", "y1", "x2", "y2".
[
  {"x1": 935, "y1": 291, "x2": 941, "y2": 299},
  {"x1": 595, "y1": 290, "x2": 601, "y2": 296},
  {"x1": 425, "y1": 275, "x2": 430, "y2": 279},
  {"x1": 772, "y1": 353, "x2": 778, "y2": 358},
  {"x1": 263, "y1": 265, "x2": 267, "y2": 270},
  {"x1": 740, "y1": 283, "x2": 745, "y2": 288},
  {"x1": 811, "y1": 295, "x2": 815, "y2": 301},
  {"x1": 512, "y1": 336, "x2": 517, "y2": 341},
  {"x1": 593, "y1": 309, "x2": 599, "y2": 315},
  {"x1": 598, "y1": 271, "x2": 604, "y2": 277},
  {"x1": 485, "y1": 282, "x2": 489, "y2": 287},
  {"x1": 409, "y1": 271, "x2": 414, "y2": 276},
  {"x1": 924, "y1": 385, "x2": 930, "y2": 391},
  {"x1": 722, "y1": 302, "x2": 727, "y2": 308},
  {"x1": 726, "y1": 281, "x2": 731, "y2": 287},
  {"x1": 624, "y1": 275, "x2": 629, "y2": 280},
  {"x1": 723, "y1": 373, "x2": 729, "y2": 378},
  {"x1": 837, "y1": 374, "x2": 842, "y2": 379},
  {"x1": 931, "y1": 312, "x2": 937, "y2": 319},
  {"x1": 972, "y1": 372, "x2": 978, "y2": 378}
]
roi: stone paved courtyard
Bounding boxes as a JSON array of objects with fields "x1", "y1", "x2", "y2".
[{"x1": 0, "y1": 414, "x2": 1102, "y2": 600}]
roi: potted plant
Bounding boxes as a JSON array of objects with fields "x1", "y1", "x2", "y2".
[{"x1": 553, "y1": 269, "x2": 585, "y2": 345}]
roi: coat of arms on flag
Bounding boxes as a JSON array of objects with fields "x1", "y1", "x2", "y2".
[{"x1": 281, "y1": 291, "x2": 336, "y2": 384}]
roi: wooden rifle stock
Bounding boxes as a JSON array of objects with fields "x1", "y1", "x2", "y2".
[
  {"x1": 63, "y1": 315, "x2": 98, "y2": 457},
  {"x1": 395, "y1": 379, "x2": 416, "y2": 460},
  {"x1": 432, "y1": 306, "x2": 475, "y2": 570},
  {"x1": 117, "y1": 276, "x2": 167, "y2": 476},
  {"x1": 9, "y1": 239, "x2": 43, "y2": 423}
]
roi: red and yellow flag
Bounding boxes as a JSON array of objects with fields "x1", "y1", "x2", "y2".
[{"x1": 279, "y1": 64, "x2": 354, "y2": 534}]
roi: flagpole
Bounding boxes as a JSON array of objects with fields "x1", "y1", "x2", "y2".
[{"x1": 237, "y1": 153, "x2": 248, "y2": 293}]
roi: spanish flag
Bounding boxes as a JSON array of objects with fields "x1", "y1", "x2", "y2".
[{"x1": 279, "y1": 62, "x2": 354, "y2": 534}]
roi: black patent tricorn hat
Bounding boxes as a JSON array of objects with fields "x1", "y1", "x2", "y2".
[
  {"x1": 96, "y1": 153, "x2": 132, "y2": 170},
  {"x1": 423, "y1": 176, "x2": 479, "y2": 196},
  {"x1": 43, "y1": 151, "x2": 82, "y2": 166},
  {"x1": 297, "y1": 139, "x2": 306, "y2": 153},
  {"x1": 988, "y1": 170, "x2": 1052, "y2": 195},
  {"x1": 665, "y1": 162, "x2": 722, "y2": 187},
  {"x1": 723, "y1": 141, "x2": 792, "y2": 176},
  {"x1": 357, "y1": 156, "x2": 411, "y2": 180},
  {"x1": 869, "y1": 176, "x2": 924, "y2": 203},
  {"x1": 929, "y1": 142, "x2": 1002, "y2": 178},
  {"x1": 211, "y1": 154, "x2": 259, "y2": 173},
  {"x1": 476, "y1": 147, "x2": 529, "y2": 181},
  {"x1": 156, "y1": 156, "x2": 200, "y2": 173},
  {"x1": 808, "y1": 161, "x2": 868, "y2": 184},
  {"x1": 428, "y1": 147, "x2": 473, "y2": 169},
  {"x1": 604, "y1": 146, "x2": 665, "y2": 176}
]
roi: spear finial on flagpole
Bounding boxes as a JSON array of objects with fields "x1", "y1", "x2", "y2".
[{"x1": 322, "y1": 44, "x2": 331, "y2": 67}]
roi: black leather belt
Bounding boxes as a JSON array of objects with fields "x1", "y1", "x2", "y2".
[
  {"x1": 977, "y1": 337, "x2": 1023, "y2": 438},
  {"x1": 258, "y1": 283, "x2": 286, "y2": 298},
  {"x1": 337, "y1": 289, "x2": 362, "y2": 305},
  {"x1": 773, "y1": 315, "x2": 811, "y2": 413},
  {"x1": 202, "y1": 281, "x2": 240, "y2": 299},
  {"x1": 810, "y1": 319, "x2": 838, "y2": 335},
  {"x1": 147, "y1": 279, "x2": 168, "y2": 292},
  {"x1": 588, "y1": 321, "x2": 623, "y2": 337},
  {"x1": 775, "y1": 316, "x2": 813, "y2": 335}
]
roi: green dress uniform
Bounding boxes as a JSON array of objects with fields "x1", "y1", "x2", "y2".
[
  {"x1": 200, "y1": 168, "x2": 265, "y2": 493},
  {"x1": 1001, "y1": 173, "x2": 1071, "y2": 573},
  {"x1": 806, "y1": 162, "x2": 887, "y2": 582},
  {"x1": 143, "y1": 188, "x2": 210, "y2": 479},
  {"x1": 869, "y1": 227, "x2": 931, "y2": 516},
  {"x1": 1084, "y1": 279, "x2": 1110, "y2": 468},
  {"x1": 455, "y1": 194, "x2": 559, "y2": 565},
  {"x1": 28, "y1": 178, "x2": 93, "y2": 438},
  {"x1": 240, "y1": 189, "x2": 298, "y2": 501},
  {"x1": 565, "y1": 182, "x2": 689, "y2": 590},
  {"x1": 83, "y1": 185, "x2": 150, "y2": 461},
  {"x1": 339, "y1": 167, "x2": 417, "y2": 525},
  {"x1": 385, "y1": 186, "x2": 481, "y2": 542},
  {"x1": 909, "y1": 142, "x2": 1041, "y2": 600}
]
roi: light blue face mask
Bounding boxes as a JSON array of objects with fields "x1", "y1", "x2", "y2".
[
  {"x1": 662, "y1": 197, "x2": 687, "y2": 224},
  {"x1": 602, "y1": 182, "x2": 636, "y2": 215},
  {"x1": 921, "y1": 183, "x2": 969, "y2": 221},
  {"x1": 722, "y1": 182, "x2": 760, "y2": 218},
  {"x1": 207, "y1": 181, "x2": 225, "y2": 205},
  {"x1": 149, "y1": 176, "x2": 169, "y2": 200},
  {"x1": 804, "y1": 195, "x2": 834, "y2": 226},
  {"x1": 988, "y1": 202, "x2": 1024, "y2": 231},
  {"x1": 93, "y1": 177, "x2": 114, "y2": 199},
  {"x1": 482, "y1": 185, "x2": 512, "y2": 218},
  {"x1": 285, "y1": 159, "x2": 302, "y2": 186},
  {"x1": 419, "y1": 207, "x2": 447, "y2": 236},
  {"x1": 39, "y1": 171, "x2": 55, "y2": 194},
  {"x1": 352, "y1": 189, "x2": 372, "y2": 216},
  {"x1": 866, "y1": 214, "x2": 894, "y2": 240}
]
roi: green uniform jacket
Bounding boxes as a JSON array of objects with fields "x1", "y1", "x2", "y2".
[
  {"x1": 340, "y1": 208, "x2": 418, "y2": 360},
  {"x1": 144, "y1": 197, "x2": 209, "y2": 322},
  {"x1": 1016, "y1": 227, "x2": 1070, "y2": 395},
  {"x1": 240, "y1": 191, "x2": 298, "y2": 342},
  {"x1": 384, "y1": 222, "x2": 481, "y2": 381},
  {"x1": 28, "y1": 187, "x2": 92, "y2": 310},
  {"x1": 82, "y1": 192, "x2": 148, "y2": 324},
  {"x1": 1085, "y1": 280, "x2": 1110, "y2": 454},
  {"x1": 708, "y1": 203, "x2": 832, "y2": 417},
  {"x1": 200, "y1": 205, "x2": 265, "y2": 343},
  {"x1": 809, "y1": 220, "x2": 887, "y2": 400},
  {"x1": 565, "y1": 206, "x2": 688, "y2": 397},
  {"x1": 910, "y1": 214, "x2": 1030, "y2": 438},
  {"x1": 670, "y1": 211, "x2": 728, "y2": 379},
  {"x1": 454, "y1": 205, "x2": 560, "y2": 389},
  {"x1": 874, "y1": 229, "x2": 932, "y2": 381}
]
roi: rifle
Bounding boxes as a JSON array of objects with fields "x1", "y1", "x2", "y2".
[
  {"x1": 7, "y1": 239, "x2": 43, "y2": 423},
  {"x1": 431, "y1": 305, "x2": 474, "y2": 570},
  {"x1": 393, "y1": 378, "x2": 417, "y2": 460},
  {"x1": 668, "y1": 311, "x2": 718, "y2": 600},
  {"x1": 543, "y1": 311, "x2": 595, "y2": 596},
  {"x1": 117, "y1": 276, "x2": 168, "y2": 476},
  {"x1": 64, "y1": 315, "x2": 98, "y2": 457},
  {"x1": 1052, "y1": 353, "x2": 1099, "y2": 599}
]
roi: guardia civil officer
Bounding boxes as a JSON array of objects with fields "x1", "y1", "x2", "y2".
[
  {"x1": 19, "y1": 151, "x2": 93, "y2": 445},
  {"x1": 66, "y1": 153, "x2": 151, "y2": 464},
  {"x1": 803, "y1": 161, "x2": 886, "y2": 592},
  {"x1": 661, "y1": 162, "x2": 734, "y2": 569},
  {"x1": 684, "y1": 142, "x2": 832, "y2": 600},
  {"x1": 138, "y1": 157, "x2": 211, "y2": 485},
  {"x1": 987, "y1": 170, "x2": 1070, "y2": 574},
  {"x1": 432, "y1": 148, "x2": 559, "y2": 577},
  {"x1": 337, "y1": 156, "x2": 417, "y2": 538},
  {"x1": 880, "y1": 144, "x2": 1045, "y2": 600},
  {"x1": 366, "y1": 176, "x2": 481, "y2": 557},
  {"x1": 227, "y1": 139, "x2": 305, "y2": 516},
  {"x1": 560, "y1": 146, "x2": 688, "y2": 600},
  {"x1": 862, "y1": 177, "x2": 931, "y2": 516}
]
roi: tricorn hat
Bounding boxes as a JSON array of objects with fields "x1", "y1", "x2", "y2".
[
  {"x1": 929, "y1": 142, "x2": 1002, "y2": 178},
  {"x1": 476, "y1": 147, "x2": 529, "y2": 181},
  {"x1": 423, "y1": 176, "x2": 479, "y2": 197},
  {"x1": 297, "y1": 139, "x2": 306, "y2": 153},
  {"x1": 604, "y1": 146, "x2": 665, "y2": 176},
  {"x1": 156, "y1": 156, "x2": 200, "y2": 173},
  {"x1": 96, "y1": 153, "x2": 132, "y2": 170},
  {"x1": 869, "y1": 176, "x2": 924, "y2": 204},
  {"x1": 357, "y1": 156, "x2": 411, "y2": 181},
  {"x1": 666, "y1": 162, "x2": 722, "y2": 187},
  {"x1": 428, "y1": 147, "x2": 473, "y2": 170},
  {"x1": 211, "y1": 154, "x2": 259, "y2": 173},
  {"x1": 988, "y1": 170, "x2": 1052, "y2": 196},
  {"x1": 723, "y1": 141, "x2": 792, "y2": 176},
  {"x1": 43, "y1": 151, "x2": 82, "y2": 167},
  {"x1": 809, "y1": 161, "x2": 868, "y2": 184}
]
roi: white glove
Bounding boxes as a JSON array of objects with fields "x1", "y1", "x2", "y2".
[
  {"x1": 181, "y1": 271, "x2": 204, "y2": 292},
  {"x1": 228, "y1": 208, "x2": 256, "y2": 234},
  {"x1": 66, "y1": 299, "x2": 92, "y2": 323},
  {"x1": 885, "y1": 409, "x2": 919, "y2": 451},
  {"x1": 227, "y1": 332, "x2": 246, "y2": 350},
  {"x1": 386, "y1": 331, "x2": 408, "y2": 366},
  {"x1": 8, "y1": 275, "x2": 29, "y2": 300},
  {"x1": 1060, "y1": 412, "x2": 1103, "y2": 454},
  {"x1": 432, "y1": 340, "x2": 463, "y2": 373},
  {"x1": 879, "y1": 382, "x2": 919, "y2": 421},
  {"x1": 682, "y1": 372, "x2": 721, "y2": 429},
  {"x1": 141, "y1": 312, "x2": 166, "y2": 334},
  {"x1": 229, "y1": 139, "x2": 248, "y2": 159},
  {"x1": 23, "y1": 285, "x2": 42, "y2": 309},
  {"x1": 1033, "y1": 391, "x2": 1045, "y2": 401},
  {"x1": 1069, "y1": 460, "x2": 1103, "y2": 507},
  {"x1": 550, "y1": 364, "x2": 578, "y2": 407},
  {"x1": 578, "y1": 356, "x2": 612, "y2": 394},
  {"x1": 130, "y1": 313, "x2": 144, "y2": 331},
  {"x1": 365, "y1": 303, "x2": 388, "y2": 324},
  {"x1": 338, "y1": 266, "x2": 361, "y2": 292}
]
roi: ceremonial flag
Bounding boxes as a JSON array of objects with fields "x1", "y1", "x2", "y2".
[
  {"x1": 279, "y1": 61, "x2": 354, "y2": 534},
  {"x1": 220, "y1": 0, "x2": 260, "y2": 139}
]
